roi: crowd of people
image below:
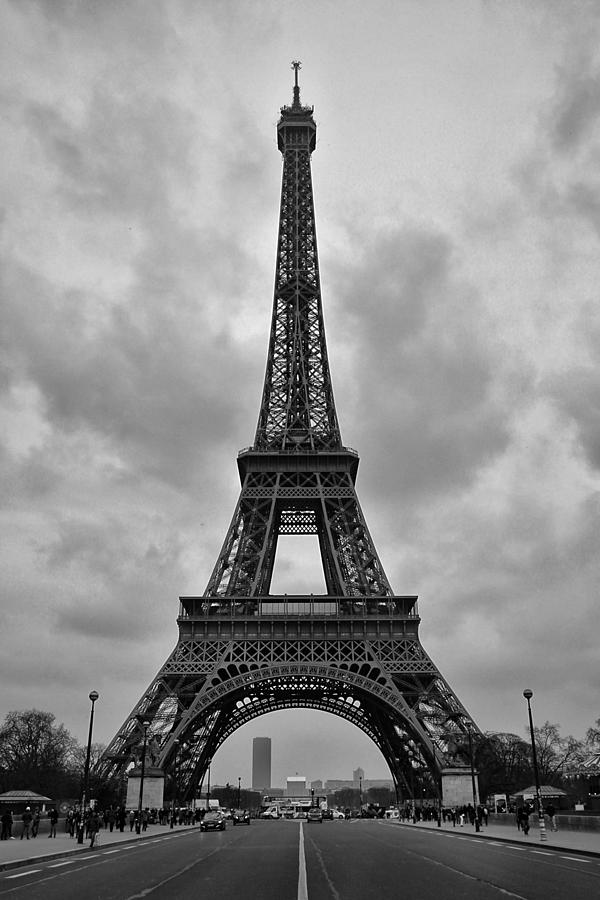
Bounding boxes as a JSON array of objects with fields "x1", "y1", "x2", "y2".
[
  {"x1": 0, "y1": 804, "x2": 201, "y2": 847},
  {"x1": 399, "y1": 802, "x2": 490, "y2": 828},
  {"x1": 397, "y1": 799, "x2": 559, "y2": 834}
]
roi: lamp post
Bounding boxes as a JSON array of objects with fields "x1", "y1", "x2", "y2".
[
  {"x1": 170, "y1": 738, "x2": 179, "y2": 829},
  {"x1": 207, "y1": 760, "x2": 211, "y2": 807},
  {"x1": 359, "y1": 775, "x2": 362, "y2": 810},
  {"x1": 466, "y1": 723, "x2": 480, "y2": 832},
  {"x1": 77, "y1": 690, "x2": 99, "y2": 845},
  {"x1": 407, "y1": 751, "x2": 416, "y2": 823},
  {"x1": 136, "y1": 719, "x2": 150, "y2": 835},
  {"x1": 237, "y1": 776, "x2": 241, "y2": 809},
  {"x1": 523, "y1": 689, "x2": 547, "y2": 842}
]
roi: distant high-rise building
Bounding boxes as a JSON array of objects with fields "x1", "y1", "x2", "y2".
[
  {"x1": 353, "y1": 767, "x2": 364, "y2": 786},
  {"x1": 252, "y1": 737, "x2": 271, "y2": 790},
  {"x1": 286, "y1": 775, "x2": 307, "y2": 796}
]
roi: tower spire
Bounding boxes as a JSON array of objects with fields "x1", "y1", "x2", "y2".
[{"x1": 291, "y1": 59, "x2": 301, "y2": 108}]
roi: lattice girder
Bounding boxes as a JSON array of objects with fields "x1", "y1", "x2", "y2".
[
  {"x1": 255, "y1": 100, "x2": 340, "y2": 452},
  {"x1": 204, "y1": 468, "x2": 394, "y2": 600}
]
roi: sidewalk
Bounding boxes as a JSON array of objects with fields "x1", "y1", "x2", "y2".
[
  {"x1": 398, "y1": 817, "x2": 600, "y2": 857},
  {"x1": 0, "y1": 821, "x2": 200, "y2": 872}
]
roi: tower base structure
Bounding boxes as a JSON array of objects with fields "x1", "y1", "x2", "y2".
[
  {"x1": 441, "y1": 768, "x2": 480, "y2": 808},
  {"x1": 125, "y1": 767, "x2": 165, "y2": 812}
]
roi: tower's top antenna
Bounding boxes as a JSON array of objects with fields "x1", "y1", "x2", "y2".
[{"x1": 291, "y1": 60, "x2": 301, "y2": 107}]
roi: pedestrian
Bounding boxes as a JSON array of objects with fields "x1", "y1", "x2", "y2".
[
  {"x1": 545, "y1": 802, "x2": 558, "y2": 832},
  {"x1": 88, "y1": 809, "x2": 101, "y2": 848},
  {"x1": 20, "y1": 807, "x2": 33, "y2": 840},
  {"x1": 517, "y1": 806, "x2": 529, "y2": 835},
  {"x1": 1, "y1": 809, "x2": 13, "y2": 840},
  {"x1": 117, "y1": 806, "x2": 126, "y2": 832},
  {"x1": 129, "y1": 809, "x2": 135, "y2": 831},
  {"x1": 108, "y1": 807, "x2": 116, "y2": 832},
  {"x1": 141, "y1": 808, "x2": 149, "y2": 832},
  {"x1": 31, "y1": 808, "x2": 41, "y2": 837},
  {"x1": 48, "y1": 807, "x2": 59, "y2": 838},
  {"x1": 482, "y1": 806, "x2": 489, "y2": 826}
]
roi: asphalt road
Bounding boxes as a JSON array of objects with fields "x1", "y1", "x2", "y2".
[{"x1": 0, "y1": 819, "x2": 598, "y2": 900}]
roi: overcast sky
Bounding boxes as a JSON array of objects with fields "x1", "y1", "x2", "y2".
[{"x1": 2, "y1": 0, "x2": 599, "y2": 790}]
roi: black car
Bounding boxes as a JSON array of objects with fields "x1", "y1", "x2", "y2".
[
  {"x1": 232, "y1": 809, "x2": 251, "y2": 826},
  {"x1": 200, "y1": 810, "x2": 226, "y2": 831},
  {"x1": 307, "y1": 807, "x2": 323, "y2": 823}
]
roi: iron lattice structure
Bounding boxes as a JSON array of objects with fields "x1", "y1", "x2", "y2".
[{"x1": 99, "y1": 64, "x2": 480, "y2": 802}]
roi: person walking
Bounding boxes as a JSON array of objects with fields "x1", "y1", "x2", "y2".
[
  {"x1": 31, "y1": 808, "x2": 41, "y2": 838},
  {"x1": 1, "y1": 809, "x2": 13, "y2": 840},
  {"x1": 517, "y1": 806, "x2": 530, "y2": 835},
  {"x1": 20, "y1": 807, "x2": 33, "y2": 840},
  {"x1": 48, "y1": 808, "x2": 59, "y2": 838},
  {"x1": 88, "y1": 809, "x2": 101, "y2": 848},
  {"x1": 545, "y1": 802, "x2": 558, "y2": 832}
]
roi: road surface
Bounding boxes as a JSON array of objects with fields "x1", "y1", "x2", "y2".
[{"x1": 0, "y1": 819, "x2": 598, "y2": 899}]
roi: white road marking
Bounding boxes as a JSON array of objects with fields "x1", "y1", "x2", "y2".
[
  {"x1": 6, "y1": 869, "x2": 42, "y2": 878},
  {"x1": 48, "y1": 860, "x2": 76, "y2": 867},
  {"x1": 560, "y1": 856, "x2": 591, "y2": 863},
  {"x1": 531, "y1": 851, "x2": 552, "y2": 856},
  {"x1": 298, "y1": 822, "x2": 308, "y2": 900}
]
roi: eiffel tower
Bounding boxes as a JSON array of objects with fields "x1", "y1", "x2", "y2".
[{"x1": 99, "y1": 63, "x2": 480, "y2": 807}]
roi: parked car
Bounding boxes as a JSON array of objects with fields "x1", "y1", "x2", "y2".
[
  {"x1": 307, "y1": 808, "x2": 323, "y2": 823},
  {"x1": 232, "y1": 809, "x2": 250, "y2": 826},
  {"x1": 293, "y1": 810, "x2": 307, "y2": 819},
  {"x1": 322, "y1": 809, "x2": 333, "y2": 820},
  {"x1": 200, "y1": 810, "x2": 226, "y2": 832},
  {"x1": 331, "y1": 809, "x2": 345, "y2": 819}
]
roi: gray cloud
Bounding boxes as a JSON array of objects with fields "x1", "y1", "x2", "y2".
[{"x1": 329, "y1": 226, "x2": 512, "y2": 501}]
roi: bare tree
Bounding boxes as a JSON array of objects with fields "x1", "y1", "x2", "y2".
[
  {"x1": 533, "y1": 721, "x2": 584, "y2": 784},
  {"x1": 585, "y1": 718, "x2": 600, "y2": 751},
  {"x1": 0, "y1": 709, "x2": 79, "y2": 796}
]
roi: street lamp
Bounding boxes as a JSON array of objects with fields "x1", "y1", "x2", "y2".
[
  {"x1": 170, "y1": 738, "x2": 180, "y2": 829},
  {"x1": 207, "y1": 760, "x2": 211, "y2": 806},
  {"x1": 237, "y1": 776, "x2": 241, "y2": 809},
  {"x1": 136, "y1": 719, "x2": 151, "y2": 835},
  {"x1": 407, "y1": 750, "x2": 416, "y2": 823},
  {"x1": 77, "y1": 690, "x2": 99, "y2": 845},
  {"x1": 523, "y1": 689, "x2": 547, "y2": 842},
  {"x1": 359, "y1": 775, "x2": 362, "y2": 809},
  {"x1": 466, "y1": 723, "x2": 480, "y2": 832}
]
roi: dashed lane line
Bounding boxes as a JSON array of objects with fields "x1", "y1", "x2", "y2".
[{"x1": 6, "y1": 870, "x2": 42, "y2": 879}]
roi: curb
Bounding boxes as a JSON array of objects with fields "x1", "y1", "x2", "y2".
[
  {"x1": 0, "y1": 826, "x2": 202, "y2": 873},
  {"x1": 395, "y1": 821, "x2": 600, "y2": 860}
]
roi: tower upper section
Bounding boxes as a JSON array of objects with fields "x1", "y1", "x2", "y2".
[{"x1": 253, "y1": 62, "x2": 342, "y2": 453}]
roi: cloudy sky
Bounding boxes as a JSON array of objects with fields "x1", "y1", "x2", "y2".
[{"x1": 2, "y1": 0, "x2": 599, "y2": 790}]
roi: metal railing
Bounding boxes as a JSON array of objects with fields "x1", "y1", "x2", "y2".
[{"x1": 179, "y1": 595, "x2": 419, "y2": 619}]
